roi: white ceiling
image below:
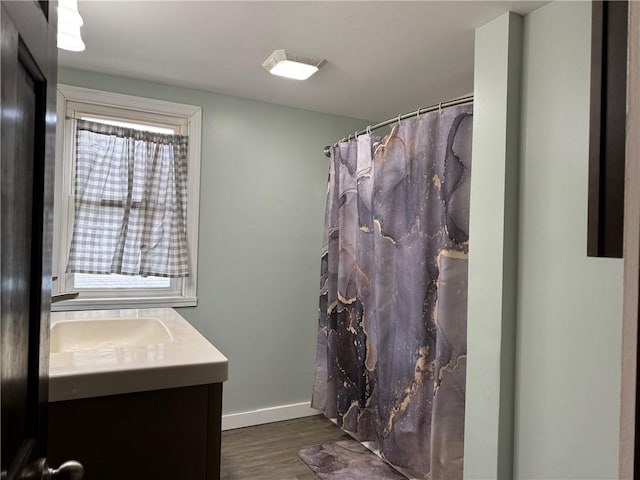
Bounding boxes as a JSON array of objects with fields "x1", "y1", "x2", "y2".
[{"x1": 60, "y1": 1, "x2": 547, "y2": 122}]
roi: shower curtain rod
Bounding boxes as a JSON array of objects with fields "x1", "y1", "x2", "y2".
[{"x1": 323, "y1": 94, "x2": 474, "y2": 157}]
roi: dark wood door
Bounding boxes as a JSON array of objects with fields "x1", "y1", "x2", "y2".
[{"x1": 0, "y1": 1, "x2": 64, "y2": 479}]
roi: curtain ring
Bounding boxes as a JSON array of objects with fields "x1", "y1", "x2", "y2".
[
  {"x1": 366, "y1": 125, "x2": 372, "y2": 135},
  {"x1": 415, "y1": 107, "x2": 422, "y2": 119},
  {"x1": 354, "y1": 130, "x2": 358, "y2": 141},
  {"x1": 397, "y1": 114, "x2": 402, "y2": 126},
  {"x1": 438, "y1": 102, "x2": 442, "y2": 114}
]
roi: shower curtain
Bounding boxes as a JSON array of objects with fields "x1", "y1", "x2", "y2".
[{"x1": 311, "y1": 102, "x2": 473, "y2": 479}]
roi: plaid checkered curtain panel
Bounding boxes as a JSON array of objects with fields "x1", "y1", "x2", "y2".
[{"x1": 67, "y1": 120, "x2": 190, "y2": 278}]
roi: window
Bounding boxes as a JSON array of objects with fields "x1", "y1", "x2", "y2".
[{"x1": 52, "y1": 85, "x2": 202, "y2": 310}]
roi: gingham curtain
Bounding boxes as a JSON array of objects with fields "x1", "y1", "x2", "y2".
[{"x1": 66, "y1": 120, "x2": 190, "y2": 278}]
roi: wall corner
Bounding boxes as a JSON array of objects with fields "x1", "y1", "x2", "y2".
[{"x1": 464, "y1": 11, "x2": 523, "y2": 480}]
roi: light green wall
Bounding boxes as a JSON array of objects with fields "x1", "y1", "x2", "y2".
[
  {"x1": 464, "y1": 12, "x2": 522, "y2": 480},
  {"x1": 467, "y1": 2, "x2": 624, "y2": 478},
  {"x1": 515, "y1": 2, "x2": 622, "y2": 478},
  {"x1": 58, "y1": 68, "x2": 369, "y2": 415}
]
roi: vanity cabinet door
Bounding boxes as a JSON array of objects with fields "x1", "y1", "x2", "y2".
[{"x1": 0, "y1": 1, "x2": 60, "y2": 479}]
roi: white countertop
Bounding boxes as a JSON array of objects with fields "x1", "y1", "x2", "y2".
[{"x1": 49, "y1": 308, "x2": 228, "y2": 402}]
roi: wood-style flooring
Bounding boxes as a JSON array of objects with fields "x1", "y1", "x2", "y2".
[{"x1": 220, "y1": 415, "x2": 351, "y2": 480}]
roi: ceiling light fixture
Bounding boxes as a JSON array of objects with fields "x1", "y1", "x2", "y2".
[
  {"x1": 262, "y1": 50, "x2": 325, "y2": 81},
  {"x1": 57, "y1": 0, "x2": 85, "y2": 52}
]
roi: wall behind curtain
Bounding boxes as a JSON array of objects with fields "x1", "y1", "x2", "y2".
[
  {"x1": 58, "y1": 67, "x2": 370, "y2": 416},
  {"x1": 515, "y1": 2, "x2": 622, "y2": 478}
]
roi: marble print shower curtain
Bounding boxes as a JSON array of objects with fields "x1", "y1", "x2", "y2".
[{"x1": 311, "y1": 103, "x2": 473, "y2": 479}]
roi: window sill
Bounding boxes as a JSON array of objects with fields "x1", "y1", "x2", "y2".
[{"x1": 50, "y1": 295, "x2": 198, "y2": 312}]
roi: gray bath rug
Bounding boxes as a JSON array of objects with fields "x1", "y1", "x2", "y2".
[{"x1": 298, "y1": 440, "x2": 407, "y2": 479}]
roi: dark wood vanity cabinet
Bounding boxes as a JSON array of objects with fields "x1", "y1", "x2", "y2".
[{"x1": 47, "y1": 383, "x2": 223, "y2": 480}]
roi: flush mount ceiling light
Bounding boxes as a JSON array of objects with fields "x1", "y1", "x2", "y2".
[
  {"x1": 262, "y1": 50, "x2": 325, "y2": 81},
  {"x1": 57, "y1": 0, "x2": 85, "y2": 52}
]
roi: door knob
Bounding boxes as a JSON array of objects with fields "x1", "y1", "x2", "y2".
[
  {"x1": 20, "y1": 459, "x2": 84, "y2": 480},
  {"x1": 47, "y1": 461, "x2": 84, "y2": 480}
]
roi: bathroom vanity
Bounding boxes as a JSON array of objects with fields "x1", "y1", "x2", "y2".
[{"x1": 47, "y1": 308, "x2": 228, "y2": 480}]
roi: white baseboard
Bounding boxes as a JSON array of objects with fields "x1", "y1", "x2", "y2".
[{"x1": 221, "y1": 401, "x2": 321, "y2": 431}]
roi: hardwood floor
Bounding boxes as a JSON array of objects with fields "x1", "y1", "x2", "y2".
[{"x1": 220, "y1": 415, "x2": 351, "y2": 480}]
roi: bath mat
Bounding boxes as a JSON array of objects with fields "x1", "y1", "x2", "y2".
[{"x1": 298, "y1": 440, "x2": 407, "y2": 479}]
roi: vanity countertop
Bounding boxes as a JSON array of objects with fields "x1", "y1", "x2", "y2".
[{"x1": 49, "y1": 308, "x2": 228, "y2": 402}]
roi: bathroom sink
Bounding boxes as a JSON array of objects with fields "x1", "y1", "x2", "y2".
[
  {"x1": 50, "y1": 317, "x2": 172, "y2": 353},
  {"x1": 49, "y1": 308, "x2": 228, "y2": 402}
]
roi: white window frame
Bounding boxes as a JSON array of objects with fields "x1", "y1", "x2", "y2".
[{"x1": 52, "y1": 84, "x2": 202, "y2": 311}]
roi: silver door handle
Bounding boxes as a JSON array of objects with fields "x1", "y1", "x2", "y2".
[
  {"x1": 20, "y1": 459, "x2": 84, "y2": 480},
  {"x1": 46, "y1": 461, "x2": 84, "y2": 480}
]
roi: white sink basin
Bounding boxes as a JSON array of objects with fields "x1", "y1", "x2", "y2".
[
  {"x1": 49, "y1": 308, "x2": 228, "y2": 402},
  {"x1": 50, "y1": 317, "x2": 172, "y2": 353}
]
